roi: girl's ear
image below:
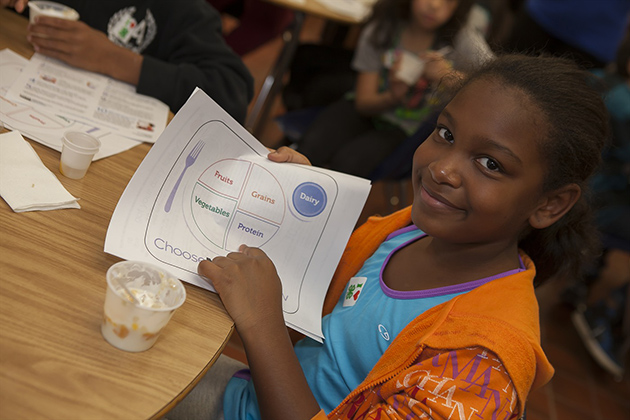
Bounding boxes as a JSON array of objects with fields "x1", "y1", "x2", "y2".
[{"x1": 529, "y1": 184, "x2": 582, "y2": 229}]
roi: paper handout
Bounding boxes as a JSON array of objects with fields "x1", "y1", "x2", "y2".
[
  {"x1": 5, "y1": 52, "x2": 168, "y2": 144},
  {"x1": 0, "y1": 49, "x2": 143, "y2": 159},
  {"x1": 105, "y1": 89, "x2": 371, "y2": 341}
]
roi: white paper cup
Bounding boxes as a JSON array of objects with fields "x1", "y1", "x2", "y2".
[
  {"x1": 59, "y1": 131, "x2": 101, "y2": 179},
  {"x1": 101, "y1": 261, "x2": 186, "y2": 352},
  {"x1": 397, "y1": 51, "x2": 426, "y2": 86},
  {"x1": 28, "y1": 1, "x2": 80, "y2": 23}
]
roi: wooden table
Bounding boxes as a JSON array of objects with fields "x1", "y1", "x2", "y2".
[
  {"x1": 0, "y1": 8, "x2": 234, "y2": 419},
  {"x1": 245, "y1": 0, "x2": 369, "y2": 136}
]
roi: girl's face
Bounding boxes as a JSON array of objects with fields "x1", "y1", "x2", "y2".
[
  {"x1": 411, "y1": 0, "x2": 459, "y2": 32},
  {"x1": 411, "y1": 79, "x2": 550, "y2": 247}
]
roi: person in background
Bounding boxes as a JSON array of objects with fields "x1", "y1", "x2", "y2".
[
  {"x1": 3, "y1": 0, "x2": 254, "y2": 122},
  {"x1": 502, "y1": 0, "x2": 630, "y2": 69},
  {"x1": 294, "y1": 0, "x2": 493, "y2": 179},
  {"x1": 166, "y1": 54, "x2": 609, "y2": 419},
  {"x1": 570, "y1": 28, "x2": 630, "y2": 381}
]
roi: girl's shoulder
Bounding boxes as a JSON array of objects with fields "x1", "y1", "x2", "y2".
[
  {"x1": 359, "y1": 21, "x2": 384, "y2": 42},
  {"x1": 450, "y1": 26, "x2": 494, "y2": 69},
  {"x1": 360, "y1": 19, "x2": 405, "y2": 49}
]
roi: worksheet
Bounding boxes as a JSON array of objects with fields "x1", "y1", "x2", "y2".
[
  {"x1": 5, "y1": 52, "x2": 167, "y2": 144},
  {"x1": 0, "y1": 48, "x2": 141, "y2": 159},
  {"x1": 105, "y1": 89, "x2": 371, "y2": 341}
]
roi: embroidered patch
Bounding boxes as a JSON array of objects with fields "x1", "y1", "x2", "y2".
[
  {"x1": 107, "y1": 7, "x2": 156, "y2": 54},
  {"x1": 343, "y1": 276, "x2": 367, "y2": 307}
]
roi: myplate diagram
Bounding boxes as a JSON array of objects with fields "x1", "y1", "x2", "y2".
[{"x1": 144, "y1": 121, "x2": 337, "y2": 313}]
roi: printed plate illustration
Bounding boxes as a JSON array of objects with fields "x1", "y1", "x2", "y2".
[{"x1": 145, "y1": 120, "x2": 338, "y2": 313}]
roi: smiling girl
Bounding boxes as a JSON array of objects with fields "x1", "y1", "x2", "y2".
[{"x1": 167, "y1": 54, "x2": 609, "y2": 420}]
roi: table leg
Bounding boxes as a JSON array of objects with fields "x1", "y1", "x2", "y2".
[{"x1": 245, "y1": 11, "x2": 305, "y2": 137}]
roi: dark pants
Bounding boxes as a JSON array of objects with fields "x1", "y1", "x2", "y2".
[
  {"x1": 207, "y1": 0, "x2": 294, "y2": 56},
  {"x1": 297, "y1": 99, "x2": 408, "y2": 178}
]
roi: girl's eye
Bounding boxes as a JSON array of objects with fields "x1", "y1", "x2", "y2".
[
  {"x1": 478, "y1": 157, "x2": 501, "y2": 172},
  {"x1": 437, "y1": 127, "x2": 454, "y2": 142}
]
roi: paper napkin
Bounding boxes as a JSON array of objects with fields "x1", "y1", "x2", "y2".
[{"x1": 0, "y1": 131, "x2": 80, "y2": 212}]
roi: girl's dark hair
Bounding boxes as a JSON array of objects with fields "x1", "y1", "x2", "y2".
[
  {"x1": 369, "y1": 0, "x2": 475, "y2": 49},
  {"x1": 459, "y1": 54, "x2": 610, "y2": 286}
]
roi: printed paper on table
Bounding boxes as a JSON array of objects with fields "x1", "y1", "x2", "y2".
[
  {"x1": 0, "y1": 49, "x2": 140, "y2": 160},
  {"x1": 105, "y1": 89, "x2": 372, "y2": 341},
  {"x1": 5, "y1": 52, "x2": 167, "y2": 145}
]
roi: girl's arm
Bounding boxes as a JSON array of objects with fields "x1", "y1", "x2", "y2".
[
  {"x1": 421, "y1": 51, "x2": 464, "y2": 88},
  {"x1": 199, "y1": 247, "x2": 321, "y2": 420},
  {"x1": 354, "y1": 71, "x2": 407, "y2": 116},
  {"x1": 329, "y1": 347, "x2": 520, "y2": 419}
]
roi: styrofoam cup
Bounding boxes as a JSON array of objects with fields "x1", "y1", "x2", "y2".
[
  {"x1": 60, "y1": 131, "x2": 101, "y2": 179},
  {"x1": 28, "y1": 1, "x2": 80, "y2": 23},
  {"x1": 397, "y1": 51, "x2": 426, "y2": 86}
]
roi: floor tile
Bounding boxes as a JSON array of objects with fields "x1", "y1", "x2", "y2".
[
  {"x1": 526, "y1": 385, "x2": 553, "y2": 418},
  {"x1": 554, "y1": 398, "x2": 600, "y2": 420},
  {"x1": 526, "y1": 410, "x2": 552, "y2": 420},
  {"x1": 595, "y1": 387, "x2": 630, "y2": 420},
  {"x1": 593, "y1": 374, "x2": 630, "y2": 411},
  {"x1": 550, "y1": 371, "x2": 598, "y2": 416}
]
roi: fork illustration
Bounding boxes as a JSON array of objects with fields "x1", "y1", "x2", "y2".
[{"x1": 164, "y1": 140, "x2": 205, "y2": 212}]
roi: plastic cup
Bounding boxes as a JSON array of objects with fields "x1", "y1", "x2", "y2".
[
  {"x1": 101, "y1": 261, "x2": 186, "y2": 352},
  {"x1": 28, "y1": 1, "x2": 80, "y2": 23},
  {"x1": 59, "y1": 131, "x2": 101, "y2": 179},
  {"x1": 396, "y1": 51, "x2": 426, "y2": 86}
]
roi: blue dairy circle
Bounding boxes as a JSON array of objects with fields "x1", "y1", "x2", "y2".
[{"x1": 292, "y1": 182, "x2": 327, "y2": 217}]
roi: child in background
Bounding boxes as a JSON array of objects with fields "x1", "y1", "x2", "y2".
[
  {"x1": 570, "y1": 28, "x2": 630, "y2": 381},
  {"x1": 168, "y1": 54, "x2": 609, "y2": 419},
  {"x1": 296, "y1": 0, "x2": 493, "y2": 178}
]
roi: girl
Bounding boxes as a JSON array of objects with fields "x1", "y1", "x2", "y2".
[
  {"x1": 168, "y1": 54, "x2": 609, "y2": 419},
  {"x1": 296, "y1": 0, "x2": 493, "y2": 178}
]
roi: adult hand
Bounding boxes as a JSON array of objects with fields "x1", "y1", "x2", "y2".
[
  {"x1": 267, "y1": 146, "x2": 311, "y2": 166},
  {"x1": 1, "y1": 0, "x2": 27, "y2": 13},
  {"x1": 199, "y1": 245, "x2": 285, "y2": 336},
  {"x1": 27, "y1": 16, "x2": 142, "y2": 85}
]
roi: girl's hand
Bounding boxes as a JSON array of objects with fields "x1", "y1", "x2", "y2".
[
  {"x1": 267, "y1": 146, "x2": 311, "y2": 166},
  {"x1": 201, "y1": 248, "x2": 322, "y2": 419},
  {"x1": 388, "y1": 54, "x2": 410, "y2": 103},
  {"x1": 420, "y1": 50, "x2": 453, "y2": 84},
  {"x1": 1, "y1": 0, "x2": 27, "y2": 12},
  {"x1": 27, "y1": 16, "x2": 142, "y2": 85},
  {"x1": 199, "y1": 245, "x2": 285, "y2": 336}
]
